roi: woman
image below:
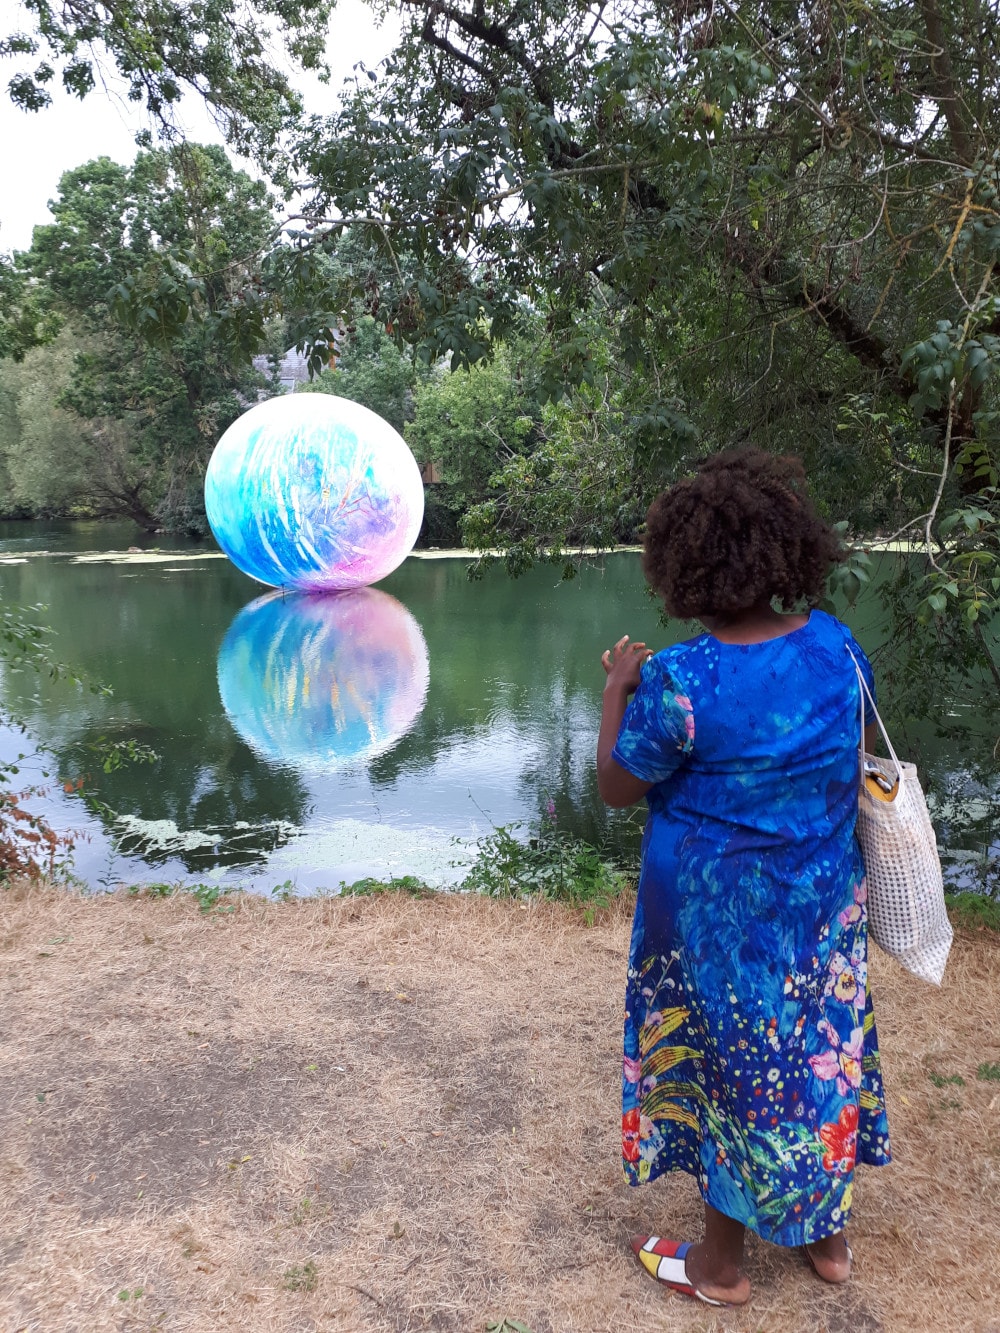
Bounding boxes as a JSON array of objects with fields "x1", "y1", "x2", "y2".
[{"x1": 597, "y1": 449, "x2": 890, "y2": 1307}]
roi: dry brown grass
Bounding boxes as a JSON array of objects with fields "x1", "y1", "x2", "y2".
[{"x1": 0, "y1": 884, "x2": 998, "y2": 1333}]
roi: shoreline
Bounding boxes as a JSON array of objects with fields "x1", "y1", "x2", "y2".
[{"x1": 0, "y1": 537, "x2": 935, "y2": 566}]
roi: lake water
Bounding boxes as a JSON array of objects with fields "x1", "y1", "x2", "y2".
[{"x1": 0, "y1": 521, "x2": 995, "y2": 894}]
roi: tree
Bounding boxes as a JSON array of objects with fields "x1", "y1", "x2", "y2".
[
  {"x1": 6, "y1": 1, "x2": 1000, "y2": 630},
  {"x1": 297, "y1": 316, "x2": 423, "y2": 436},
  {"x1": 405, "y1": 340, "x2": 539, "y2": 541},
  {"x1": 5, "y1": 143, "x2": 277, "y2": 529},
  {"x1": 285, "y1": 0, "x2": 1000, "y2": 459},
  {"x1": 0, "y1": 254, "x2": 59, "y2": 361},
  {"x1": 462, "y1": 322, "x2": 695, "y2": 572},
  {"x1": 273, "y1": 1, "x2": 1000, "y2": 635},
  {"x1": 2, "y1": 0, "x2": 332, "y2": 166},
  {"x1": 0, "y1": 329, "x2": 95, "y2": 515}
]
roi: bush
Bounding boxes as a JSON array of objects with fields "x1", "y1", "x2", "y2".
[{"x1": 461, "y1": 815, "x2": 629, "y2": 913}]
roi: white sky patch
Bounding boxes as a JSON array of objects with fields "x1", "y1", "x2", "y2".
[{"x1": 0, "y1": 0, "x2": 402, "y2": 253}]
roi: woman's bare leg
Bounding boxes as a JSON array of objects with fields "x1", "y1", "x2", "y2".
[{"x1": 683, "y1": 1203, "x2": 752, "y2": 1305}]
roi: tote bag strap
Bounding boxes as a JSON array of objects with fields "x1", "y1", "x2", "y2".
[{"x1": 845, "y1": 644, "x2": 904, "y2": 786}]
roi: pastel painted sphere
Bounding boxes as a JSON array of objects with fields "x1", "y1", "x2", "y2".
[
  {"x1": 217, "y1": 588, "x2": 430, "y2": 771},
  {"x1": 205, "y1": 393, "x2": 424, "y2": 590}
]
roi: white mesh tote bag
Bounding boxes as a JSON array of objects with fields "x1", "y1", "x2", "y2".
[{"x1": 847, "y1": 649, "x2": 952, "y2": 985}]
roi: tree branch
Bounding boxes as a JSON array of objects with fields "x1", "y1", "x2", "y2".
[
  {"x1": 918, "y1": 0, "x2": 977, "y2": 166},
  {"x1": 398, "y1": 0, "x2": 554, "y2": 108}
]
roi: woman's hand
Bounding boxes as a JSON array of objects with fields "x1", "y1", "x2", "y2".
[
  {"x1": 597, "y1": 635, "x2": 654, "y2": 808},
  {"x1": 601, "y1": 634, "x2": 653, "y2": 696}
]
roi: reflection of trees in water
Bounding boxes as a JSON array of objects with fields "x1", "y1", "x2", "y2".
[
  {"x1": 3, "y1": 548, "x2": 315, "y2": 873},
  {"x1": 366, "y1": 666, "x2": 645, "y2": 865},
  {"x1": 57, "y1": 721, "x2": 310, "y2": 874},
  {"x1": 514, "y1": 688, "x2": 646, "y2": 867},
  {"x1": 363, "y1": 557, "x2": 660, "y2": 859}
]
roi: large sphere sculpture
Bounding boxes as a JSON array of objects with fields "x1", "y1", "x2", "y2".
[
  {"x1": 204, "y1": 393, "x2": 425, "y2": 591},
  {"x1": 218, "y1": 588, "x2": 430, "y2": 771}
]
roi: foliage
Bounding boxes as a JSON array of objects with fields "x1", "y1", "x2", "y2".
[
  {"x1": 822, "y1": 527, "x2": 874, "y2": 612},
  {"x1": 123, "y1": 881, "x2": 242, "y2": 911},
  {"x1": 0, "y1": 786, "x2": 73, "y2": 882},
  {"x1": 6, "y1": 4, "x2": 999, "y2": 575},
  {"x1": 85, "y1": 737, "x2": 159, "y2": 775},
  {"x1": 1, "y1": 0, "x2": 333, "y2": 166},
  {"x1": 297, "y1": 316, "x2": 423, "y2": 436},
  {"x1": 0, "y1": 254, "x2": 59, "y2": 361},
  {"x1": 0, "y1": 598, "x2": 108, "y2": 694},
  {"x1": 61, "y1": 0, "x2": 984, "y2": 630},
  {"x1": 462, "y1": 326, "x2": 696, "y2": 571},
  {"x1": 127, "y1": 882, "x2": 177, "y2": 899},
  {"x1": 0, "y1": 329, "x2": 109, "y2": 516},
  {"x1": 0, "y1": 602, "x2": 91, "y2": 881},
  {"x1": 920, "y1": 493, "x2": 1000, "y2": 628},
  {"x1": 273, "y1": 2, "x2": 1000, "y2": 393},
  {"x1": 927, "y1": 1070, "x2": 965, "y2": 1088},
  {"x1": 282, "y1": 1261, "x2": 318, "y2": 1293},
  {"x1": 407, "y1": 341, "x2": 540, "y2": 543},
  {"x1": 2, "y1": 145, "x2": 276, "y2": 529},
  {"x1": 946, "y1": 891, "x2": 1000, "y2": 932},
  {"x1": 189, "y1": 883, "x2": 236, "y2": 913},
  {"x1": 339, "y1": 875, "x2": 435, "y2": 898},
  {"x1": 8, "y1": 4, "x2": 1000, "y2": 585},
  {"x1": 273, "y1": 1, "x2": 1000, "y2": 634},
  {"x1": 461, "y1": 808, "x2": 629, "y2": 912}
]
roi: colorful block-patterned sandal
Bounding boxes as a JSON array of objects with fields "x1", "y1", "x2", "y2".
[{"x1": 629, "y1": 1235, "x2": 733, "y2": 1307}]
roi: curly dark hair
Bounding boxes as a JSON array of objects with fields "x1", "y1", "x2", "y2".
[{"x1": 642, "y1": 448, "x2": 843, "y2": 619}]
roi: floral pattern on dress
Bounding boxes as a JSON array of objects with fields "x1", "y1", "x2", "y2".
[{"x1": 613, "y1": 611, "x2": 890, "y2": 1247}]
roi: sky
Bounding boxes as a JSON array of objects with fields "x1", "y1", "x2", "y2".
[{"x1": 0, "y1": 0, "x2": 401, "y2": 254}]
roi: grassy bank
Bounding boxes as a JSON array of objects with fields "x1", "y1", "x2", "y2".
[{"x1": 1, "y1": 883, "x2": 998, "y2": 1332}]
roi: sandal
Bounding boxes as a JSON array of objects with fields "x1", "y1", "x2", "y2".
[{"x1": 629, "y1": 1235, "x2": 735, "y2": 1307}]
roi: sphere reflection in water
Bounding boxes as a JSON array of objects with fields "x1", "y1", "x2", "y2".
[{"x1": 218, "y1": 589, "x2": 430, "y2": 770}]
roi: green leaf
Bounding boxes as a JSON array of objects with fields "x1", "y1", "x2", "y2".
[{"x1": 841, "y1": 571, "x2": 862, "y2": 604}]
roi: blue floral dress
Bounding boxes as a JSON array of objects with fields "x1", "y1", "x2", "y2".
[{"x1": 612, "y1": 610, "x2": 890, "y2": 1246}]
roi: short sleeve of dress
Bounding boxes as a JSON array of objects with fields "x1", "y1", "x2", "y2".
[
  {"x1": 611, "y1": 655, "x2": 695, "y2": 785},
  {"x1": 845, "y1": 631, "x2": 878, "y2": 728}
]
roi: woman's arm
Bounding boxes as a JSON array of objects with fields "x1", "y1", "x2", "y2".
[{"x1": 597, "y1": 636, "x2": 654, "y2": 808}]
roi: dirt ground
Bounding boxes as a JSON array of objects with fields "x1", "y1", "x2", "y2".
[{"x1": 1, "y1": 886, "x2": 998, "y2": 1333}]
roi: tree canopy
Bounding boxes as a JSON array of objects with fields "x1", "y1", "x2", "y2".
[
  {"x1": 2, "y1": 143, "x2": 277, "y2": 528},
  {"x1": 287, "y1": 1, "x2": 1000, "y2": 441},
  {"x1": 283, "y1": 0, "x2": 1000, "y2": 622},
  {"x1": 2, "y1": 0, "x2": 333, "y2": 164}
]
